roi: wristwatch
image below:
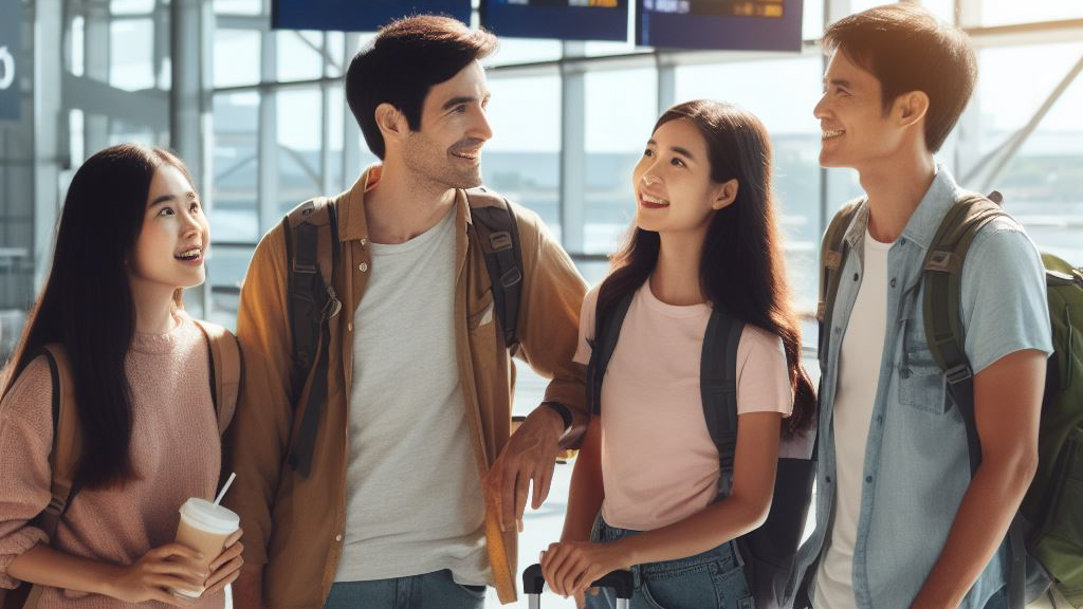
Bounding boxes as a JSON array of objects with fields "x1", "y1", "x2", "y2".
[{"x1": 541, "y1": 401, "x2": 573, "y2": 432}]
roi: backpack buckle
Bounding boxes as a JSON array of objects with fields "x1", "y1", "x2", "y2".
[
  {"x1": 489, "y1": 231, "x2": 513, "y2": 252},
  {"x1": 926, "y1": 250, "x2": 953, "y2": 273},
  {"x1": 322, "y1": 285, "x2": 342, "y2": 320},
  {"x1": 945, "y1": 364, "x2": 973, "y2": 386},
  {"x1": 500, "y1": 267, "x2": 522, "y2": 288}
]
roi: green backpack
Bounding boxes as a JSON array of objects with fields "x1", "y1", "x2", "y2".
[{"x1": 820, "y1": 191, "x2": 1083, "y2": 608}]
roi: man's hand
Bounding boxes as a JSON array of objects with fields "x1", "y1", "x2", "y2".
[{"x1": 486, "y1": 405, "x2": 565, "y2": 532}]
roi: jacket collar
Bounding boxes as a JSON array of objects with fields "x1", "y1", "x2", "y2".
[{"x1": 338, "y1": 164, "x2": 474, "y2": 242}]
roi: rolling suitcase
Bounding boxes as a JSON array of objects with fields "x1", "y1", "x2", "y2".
[{"x1": 522, "y1": 563, "x2": 634, "y2": 609}]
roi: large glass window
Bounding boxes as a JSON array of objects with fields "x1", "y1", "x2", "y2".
[
  {"x1": 584, "y1": 68, "x2": 658, "y2": 256},
  {"x1": 484, "y1": 73, "x2": 562, "y2": 236}
]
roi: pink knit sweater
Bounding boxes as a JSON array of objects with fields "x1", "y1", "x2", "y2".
[{"x1": 0, "y1": 315, "x2": 229, "y2": 609}]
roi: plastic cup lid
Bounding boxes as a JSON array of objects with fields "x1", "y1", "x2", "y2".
[{"x1": 179, "y1": 498, "x2": 240, "y2": 535}]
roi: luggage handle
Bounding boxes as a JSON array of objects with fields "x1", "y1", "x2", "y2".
[{"x1": 522, "y1": 563, "x2": 634, "y2": 608}]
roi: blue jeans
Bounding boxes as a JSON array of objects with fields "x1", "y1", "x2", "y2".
[
  {"x1": 585, "y1": 517, "x2": 755, "y2": 609},
  {"x1": 322, "y1": 570, "x2": 486, "y2": 609}
]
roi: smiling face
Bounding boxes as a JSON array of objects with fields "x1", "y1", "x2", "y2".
[
  {"x1": 814, "y1": 50, "x2": 907, "y2": 171},
  {"x1": 128, "y1": 164, "x2": 209, "y2": 293},
  {"x1": 631, "y1": 118, "x2": 735, "y2": 236},
  {"x1": 400, "y1": 60, "x2": 493, "y2": 190}
]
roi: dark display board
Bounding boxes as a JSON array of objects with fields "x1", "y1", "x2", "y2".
[
  {"x1": 0, "y1": 0, "x2": 19, "y2": 120},
  {"x1": 272, "y1": 0, "x2": 472, "y2": 32},
  {"x1": 636, "y1": 0, "x2": 802, "y2": 51},
  {"x1": 481, "y1": 0, "x2": 629, "y2": 41}
]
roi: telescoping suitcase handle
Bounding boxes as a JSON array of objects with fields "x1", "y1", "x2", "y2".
[{"x1": 522, "y1": 563, "x2": 634, "y2": 609}]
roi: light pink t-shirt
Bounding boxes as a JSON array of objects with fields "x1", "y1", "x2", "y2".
[{"x1": 573, "y1": 282, "x2": 793, "y2": 532}]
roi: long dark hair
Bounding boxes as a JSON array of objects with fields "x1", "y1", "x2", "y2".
[
  {"x1": 0, "y1": 144, "x2": 195, "y2": 489},
  {"x1": 597, "y1": 100, "x2": 816, "y2": 437}
]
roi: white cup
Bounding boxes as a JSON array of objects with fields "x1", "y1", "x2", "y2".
[{"x1": 171, "y1": 498, "x2": 240, "y2": 598}]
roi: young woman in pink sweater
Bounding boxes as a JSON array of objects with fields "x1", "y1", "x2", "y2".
[{"x1": 0, "y1": 144, "x2": 244, "y2": 608}]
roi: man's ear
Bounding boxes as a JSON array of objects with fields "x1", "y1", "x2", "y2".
[
  {"x1": 375, "y1": 103, "x2": 407, "y2": 144},
  {"x1": 712, "y1": 178, "x2": 739, "y2": 210},
  {"x1": 895, "y1": 90, "x2": 929, "y2": 129}
]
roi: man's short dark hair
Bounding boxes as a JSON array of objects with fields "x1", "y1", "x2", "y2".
[
  {"x1": 823, "y1": 3, "x2": 977, "y2": 153},
  {"x1": 345, "y1": 16, "x2": 497, "y2": 159}
]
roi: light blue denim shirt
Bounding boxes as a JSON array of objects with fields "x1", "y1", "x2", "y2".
[{"x1": 794, "y1": 167, "x2": 1053, "y2": 609}]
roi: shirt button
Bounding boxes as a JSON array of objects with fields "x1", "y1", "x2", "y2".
[
  {"x1": 853, "y1": 273, "x2": 859, "y2": 282},
  {"x1": 347, "y1": 323, "x2": 353, "y2": 332},
  {"x1": 358, "y1": 262, "x2": 368, "y2": 272},
  {"x1": 865, "y1": 476, "x2": 873, "y2": 483},
  {"x1": 825, "y1": 475, "x2": 832, "y2": 484},
  {"x1": 360, "y1": 238, "x2": 368, "y2": 247},
  {"x1": 335, "y1": 534, "x2": 343, "y2": 542},
  {"x1": 900, "y1": 368, "x2": 911, "y2": 379},
  {"x1": 877, "y1": 415, "x2": 883, "y2": 424},
  {"x1": 890, "y1": 278, "x2": 897, "y2": 288}
]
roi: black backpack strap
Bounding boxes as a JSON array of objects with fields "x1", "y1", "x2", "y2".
[
  {"x1": 281, "y1": 197, "x2": 340, "y2": 477},
  {"x1": 818, "y1": 199, "x2": 863, "y2": 368},
  {"x1": 700, "y1": 307, "x2": 745, "y2": 497},
  {"x1": 585, "y1": 290, "x2": 634, "y2": 416},
  {"x1": 466, "y1": 187, "x2": 524, "y2": 354},
  {"x1": 921, "y1": 190, "x2": 1028, "y2": 609}
]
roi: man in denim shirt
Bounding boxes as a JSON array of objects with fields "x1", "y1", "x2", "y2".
[{"x1": 794, "y1": 5, "x2": 1053, "y2": 609}]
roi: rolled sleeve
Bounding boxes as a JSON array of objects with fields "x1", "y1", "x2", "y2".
[{"x1": 961, "y1": 220, "x2": 1053, "y2": 375}]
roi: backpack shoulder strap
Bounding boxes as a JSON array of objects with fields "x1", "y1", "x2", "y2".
[
  {"x1": 700, "y1": 308, "x2": 745, "y2": 497},
  {"x1": 921, "y1": 191, "x2": 1010, "y2": 470},
  {"x1": 281, "y1": 197, "x2": 340, "y2": 477},
  {"x1": 585, "y1": 289, "x2": 634, "y2": 416},
  {"x1": 282, "y1": 196, "x2": 340, "y2": 401},
  {"x1": 921, "y1": 190, "x2": 1028, "y2": 609},
  {"x1": 465, "y1": 187, "x2": 524, "y2": 354},
  {"x1": 192, "y1": 319, "x2": 243, "y2": 434},
  {"x1": 817, "y1": 198, "x2": 864, "y2": 365},
  {"x1": 36, "y1": 345, "x2": 80, "y2": 538}
]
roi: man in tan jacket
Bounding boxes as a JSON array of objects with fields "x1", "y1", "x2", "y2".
[{"x1": 225, "y1": 16, "x2": 589, "y2": 609}]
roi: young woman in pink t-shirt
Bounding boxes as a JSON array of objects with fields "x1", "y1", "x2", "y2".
[
  {"x1": 541, "y1": 101, "x2": 816, "y2": 609},
  {"x1": 0, "y1": 145, "x2": 243, "y2": 608}
]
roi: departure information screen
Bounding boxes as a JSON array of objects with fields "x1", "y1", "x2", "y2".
[
  {"x1": 637, "y1": 0, "x2": 802, "y2": 50},
  {"x1": 272, "y1": 0, "x2": 472, "y2": 31},
  {"x1": 481, "y1": 0, "x2": 629, "y2": 41}
]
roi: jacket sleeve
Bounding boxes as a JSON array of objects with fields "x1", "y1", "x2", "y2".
[
  {"x1": 0, "y1": 357, "x2": 54, "y2": 588},
  {"x1": 511, "y1": 205, "x2": 590, "y2": 448},
  {"x1": 222, "y1": 225, "x2": 295, "y2": 567}
]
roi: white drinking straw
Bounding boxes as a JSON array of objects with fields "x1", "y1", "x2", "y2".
[{"x1": 214, "y1": 472, "x2": 237, "y2": 506}]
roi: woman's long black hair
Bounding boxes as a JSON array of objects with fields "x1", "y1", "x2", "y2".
[
  {"x1": 597, "y1": 101, "x2": 816, "y2": 437},
  {"x1": 1, "y1": 144, "x2": 195, "y2": 489}
]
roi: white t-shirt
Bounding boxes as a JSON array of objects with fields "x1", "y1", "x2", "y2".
[
  {"x1": 335, "y1": 206, "x2": 490, "y2": 586},
  {"x1": 573, "y1": 282, "x2": 793, "y2": 532},
  {"x1": 813, "y1": 229, "x2": 892, "y2": 609}
]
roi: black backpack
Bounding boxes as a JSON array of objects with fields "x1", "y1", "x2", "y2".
[
  {"x1": 280, "y1": 187, "x2": 525, "y2": 476},
  {"x1": 586, "y1": 288, "x2": 817, "y2": 609}
]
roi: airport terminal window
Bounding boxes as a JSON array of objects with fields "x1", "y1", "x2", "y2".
[
  {"x1": 213, "y1": 92, "x2": 261, "y2": 242},
  {"x1": 214, "y1": 0, "x2": 262, "y2": 16},
  {"x1": 483, "y1": 73, "x2": 563, "y2": 238},
  {"x1": 276, "y1": 31, "x2": 326, "y2": 82},
  {"x1": 979, "y1": 0, "x2": 1083, "y2": 27},
  {"x1": 109, "y1": 18, "x2": 156, "y2": 91},
  {"x1": 214, "y1": 29, "x2": 261, "y2": 88},
  {"x1": 583, "y1": 68, "x2": 658, "y2": 255},
  {"x1": 276, "y1": 88, "x2": 325, "y2": 216},
  {"x1": 976, "y1": 42, "x2": 1083, "y2": 263}
]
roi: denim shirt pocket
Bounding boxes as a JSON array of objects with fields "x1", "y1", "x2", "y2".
[{"x1": 897, "y1": 296, "x2": 949, "y2": 414}]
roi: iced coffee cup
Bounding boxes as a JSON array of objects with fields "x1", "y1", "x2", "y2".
[{"x1": 171, "y1": 498, "x2": 241, "y2": 598}]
